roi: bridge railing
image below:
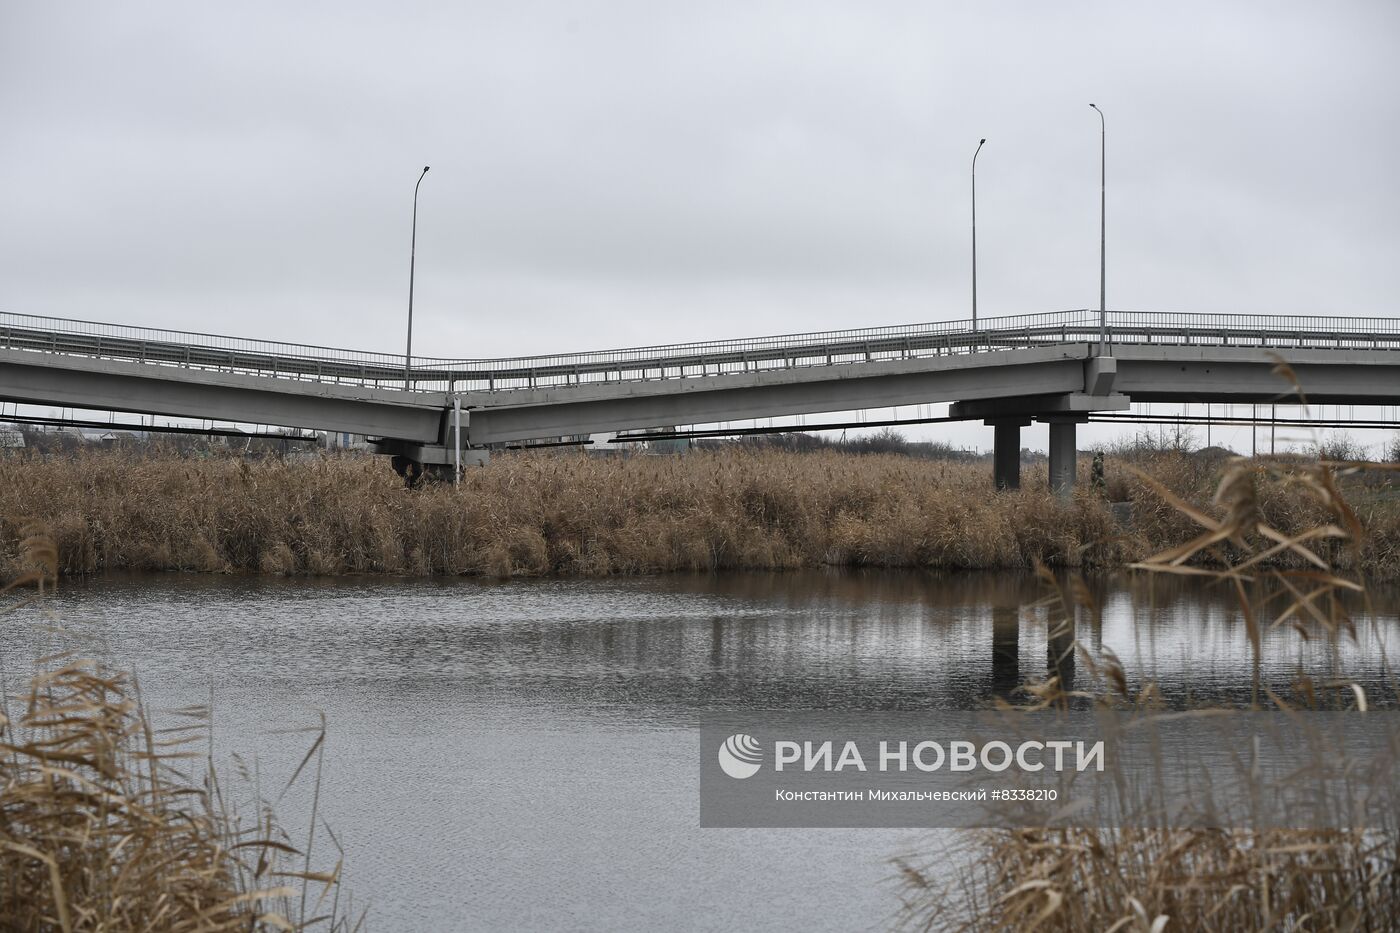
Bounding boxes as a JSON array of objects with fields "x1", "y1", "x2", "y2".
[
  {"x1": 0, "y1": 311, "x2": 411, "y2": 384},
  {"x1": 0, "y1": 308, "x2": 1108, "y2": 391},
  {"x1": 425, "y1": 309, "x2": 1105, "y2": 391},
  {"x1": 403, "y1": 309, "x2": 1400, "y2": 391},
  {"x1": 1103, "y1": 310, "x2": 1400, "y2": 350},
  {"x1": 2, "y1": 308, "x2": 1397, "y2": 395}
]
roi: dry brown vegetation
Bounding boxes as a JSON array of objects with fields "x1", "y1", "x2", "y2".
[
  {"x1": 900, "y1": 826, "x2": 1400, "y2": 932},
  {"x1": 895, "y1": 455, "x2": 1400, "y2": 930},
  {"x1": 0, "y1": 546, "x2": 356, "y2": 930},
  {"x1": 1, "y1": 447, "x2": 1397, "y2": 579}
]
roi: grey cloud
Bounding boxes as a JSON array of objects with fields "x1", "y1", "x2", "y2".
[{"x1": 1, "y1": 0, "x2": 1396, "y2": 362}]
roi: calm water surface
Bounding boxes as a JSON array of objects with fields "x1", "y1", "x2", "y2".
[{"x1": 11, "y1": 571, "x2": 1400, "y2": 931}]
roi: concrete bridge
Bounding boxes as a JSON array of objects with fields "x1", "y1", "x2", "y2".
[{"x1": 1, "y1": 309, "x2": 1397, "y2": 492}]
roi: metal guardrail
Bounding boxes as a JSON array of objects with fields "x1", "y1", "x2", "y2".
[
  {"x1": 1, "y1": 309, "x2": 1397, "y2": 395},
  {"x1": 0, "y1": 311, "x2": 407, "y2": 384}
]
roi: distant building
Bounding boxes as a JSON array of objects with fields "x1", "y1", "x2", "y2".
[
  {"x1": 0, "y1": 424, "x2": 24, "y2": 448},
  {"x1": 80, "y1": 428, "x2": 138, "y2": 447},
  {"x1": 645, "y1": 428, "x2": 690, "y2": 455},
  {"x1": 591, "y1": 427, "x2": 690, "y2": 455},
  {"x1": 583, "y1": 433, "x2": 626, "y2": 456},
  {"x1": 323, "y1": 431, "x2": 372, "y2": 451}
]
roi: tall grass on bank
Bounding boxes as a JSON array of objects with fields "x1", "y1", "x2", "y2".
[
  {"x1": 894, "y1": 455, "x2": 1400, "y2": 931},
  {"x1": 3, "y1": 448, "x2": 1396, "y2": 579},
  {"x1": 0, "y1": 449, "x2": 1128, "y2": 577},
  {"x1": 0, "y1": 546, "x2": 358, "y2": 930}
]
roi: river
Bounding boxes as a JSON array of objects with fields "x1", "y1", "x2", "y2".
[{"x1": 14, "y1": 570, "x2": 1400, "y2": 931}]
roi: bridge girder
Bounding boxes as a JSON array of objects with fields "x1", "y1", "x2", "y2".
[
  {"x1": 0, "y1": 349, "x2": 446, "y2": 443},
  {"x1": 462, "y1": 346, "x2": 1090, "y2": 445}
]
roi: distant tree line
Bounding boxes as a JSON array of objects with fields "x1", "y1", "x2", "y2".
[
  {"x1": 1, "y1": 424, "x2": 325, "y2": 459},
  {"x1": 696, "y1": 427, "x2": 984, "y2": 461}
]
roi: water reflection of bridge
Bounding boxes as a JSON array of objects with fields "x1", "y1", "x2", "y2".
[
  {"x1": 482, "y1": 570, "x2": 1395, "y2": 710},
  {"x1": 51, "y1": 570, "x2": 1400, "y2": 712}
]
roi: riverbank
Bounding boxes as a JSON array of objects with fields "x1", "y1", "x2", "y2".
[{"x1": 3, "y1": 448, "x2": 1396, "y2": 578}]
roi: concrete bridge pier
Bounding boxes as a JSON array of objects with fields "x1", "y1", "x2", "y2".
[
  {"x1": 988, "y1": 418, "x2": 1031, "y2": 490},
  {"x1": 1044, "y1": 415, "x2": 1087, "y2": 499},
  {"x1": 953, "y1": 393, "x2": 1128, "y2": 495},
  {"x1": 375, "y1": 437, "x2": 489, "y2": 487}
]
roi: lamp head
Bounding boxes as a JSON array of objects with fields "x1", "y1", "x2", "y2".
[
  {"x1": 423, "y1": 165, "x2": 431, "y2": 173},
  {"x1": 979, "y1": 138, "x2": 986, "y2": 145}
]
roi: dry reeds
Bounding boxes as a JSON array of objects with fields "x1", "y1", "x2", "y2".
[
  {"x1": 0, "y1": 448, "x2": 1133, "y2": 578},
  {"x1": 5, "y1": 446, "x2": 1393, "y2": 579},
  {"x1": 895, "y1": 454, "x2": 1400, "y2": 930},
  {"x1": 0, "y1": 543, "x2": 357, "y2": 930},
  {"x1": 899, "y1": 826, "x2": 1400, "y2": 932}
]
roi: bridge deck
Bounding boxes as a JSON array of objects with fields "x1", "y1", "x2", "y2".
[{"x1": 2, "y1": 309, "x2": 1397, "y2": 394}]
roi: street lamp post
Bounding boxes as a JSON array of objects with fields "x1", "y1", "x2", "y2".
[
  {"x1": 971, "y1": 138, "x2": 986, "y2": 333},
  {"x1": 405, "y1": 165, "x2": 430, "y2": 386},
  {"x1": 1089, "y1": 104, "x2": 1106, "y2": 353}
]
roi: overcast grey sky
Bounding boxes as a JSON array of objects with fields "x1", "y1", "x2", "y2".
[{"x1": 3, "y1": 1, "x2": 1398, "y2": 450}]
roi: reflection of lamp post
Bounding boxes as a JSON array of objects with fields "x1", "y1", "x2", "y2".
[
  {"x1": 1089, "y1": 104, "x2": 1106, "y2": 352},
  {"x1": 971, "y1": 138, "x2": 986, "y2": 331},
  {"x1": 405, "y1": 165, "x2": 430, "y2": 386}
]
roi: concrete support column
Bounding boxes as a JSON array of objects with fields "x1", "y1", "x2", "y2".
[
  {"x1": 1048, "y1": 420, "x2": 1075, "y2": 497},
  {"x1": 1046, "y1": 417, "x2": 1082, "y2": 499},
  {"x1": 988, "y1": 418, "x2": 1030, "y2": 490}
]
